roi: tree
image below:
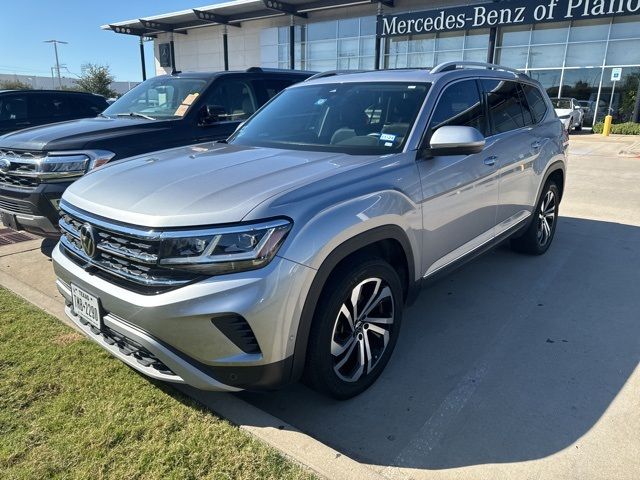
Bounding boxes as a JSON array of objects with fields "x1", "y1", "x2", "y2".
[
  {"x1": 0, "y1": 79, "x2": 33, "y2": 90},
  {"x1": 74, "y1": 64, "x2": 117, "y2": 98}
]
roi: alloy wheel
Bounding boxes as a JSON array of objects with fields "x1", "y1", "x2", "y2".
[
  {"x1": 330, "y1": 277, "x2": 395, "y2": 383},
  {"x1": 537, "y1": 190, "x2": 556, "y2": 247}
]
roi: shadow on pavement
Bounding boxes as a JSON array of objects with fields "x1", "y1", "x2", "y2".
[
  {"x1": 39, "y1": 237, "x2": 58, "y2": 258},
  {"x1": 237, "y1": 216, "x2": 640, "y2": 470}
]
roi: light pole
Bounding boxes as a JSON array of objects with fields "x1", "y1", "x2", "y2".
[{"x1": 44, "y1": 40, "x2": 68, "y2": 89}]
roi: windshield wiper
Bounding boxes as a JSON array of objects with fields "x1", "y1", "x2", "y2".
[{"x1": 115, "y1": 112, "x2": 155, "y2": 120}]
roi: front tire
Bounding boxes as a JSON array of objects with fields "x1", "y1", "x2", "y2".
[
  {"x1": 510, "y1": 181, "x2": 560, "y2": 255},
  {"x1": 304, "y1": 257, "x2": 403, "y2": 399}
]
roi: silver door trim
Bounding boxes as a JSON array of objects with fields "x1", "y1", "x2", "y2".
[{"x1": 424, "y1": 209, "x2": 531, "y2": 278}]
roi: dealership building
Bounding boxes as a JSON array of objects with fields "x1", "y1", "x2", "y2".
[{"x1": 105, "y1": 0, "x2": 640, "y2": 125}]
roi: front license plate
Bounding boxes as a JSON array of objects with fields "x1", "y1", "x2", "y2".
[
  {"x1": 71, "y1": 284, "x2": 102, "y2": 329},
  {"x1": 0, "y1": 211, "x2": 18, "y2": 230}
]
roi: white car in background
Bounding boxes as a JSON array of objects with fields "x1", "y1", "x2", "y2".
[{"x1": 552, "y1": 97, "x2": 584, "y2": 132}]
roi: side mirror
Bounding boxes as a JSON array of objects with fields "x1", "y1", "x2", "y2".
[
  {"x1": 200, "y1": 104, "x2": 226, "y2": 125},
  {"x1": 425, "y1": 126, "x2": 485, "y2": 156}
]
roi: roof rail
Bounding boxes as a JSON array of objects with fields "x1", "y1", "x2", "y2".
[
  {"x1": 431, "y1": 61, "x2": 526, "y2": 76},
  {"x1": 305, "y1": 69, "x2": 368, "y2": 81},
  {"x1": 245, "y1": 67, "x2": 316, "y2": 74}
]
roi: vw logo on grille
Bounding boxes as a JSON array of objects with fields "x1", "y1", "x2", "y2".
[
  {"x1": 0, "y1": 158, "x2": 10, "y2": 173},
  {"x1": 79, "y1": 223, "x2": 97, "y2": 258}
]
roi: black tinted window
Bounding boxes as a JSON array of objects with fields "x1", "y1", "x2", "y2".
[
  {"x1": 203, "y1": 80, "x2": 257, "y2": 121},
  {"x1": 261, "y1": 78, "x2": 296, "y2": 99},
  {"x1": 0, "y1": 95, "x2": 28, "y2": 121},
  {"x1": 482, "y1": 80, "x2": 527, "y2": 134},
  {"x1": 429, "y1": 80, "x2": 485, "y2": 135},
  {"x1": 521, "y1": 83, "x2": 548, "y2": 124},
  {"x1": 28, "y1": 94, "x2": 72, "y2": 120}
]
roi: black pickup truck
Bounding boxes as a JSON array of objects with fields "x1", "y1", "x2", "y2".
[{"x1": 0, "y1": 68, "x2": 312, "y2": 236}]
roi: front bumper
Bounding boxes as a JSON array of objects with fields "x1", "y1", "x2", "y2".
[
  {"x1": 0, "y1": 181, "x2": 71, "y2": 236},
  {"x1": 52, "y1": 243, "x2": 315, "y2": 391}
]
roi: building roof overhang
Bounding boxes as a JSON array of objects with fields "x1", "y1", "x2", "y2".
[{"x1": 102, "y1": 0, "x2": 394, "y2": 37}]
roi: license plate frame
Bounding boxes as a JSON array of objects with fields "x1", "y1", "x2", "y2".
[{"x1": 71, "y1": 284, "x2": 102, "y2": 330}]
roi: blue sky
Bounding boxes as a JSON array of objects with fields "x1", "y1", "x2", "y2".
[{"x1": 0, "y1": 1, "x2": 223, "y2": 82}]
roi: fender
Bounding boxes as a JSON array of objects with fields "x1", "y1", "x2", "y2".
[
  {"x1": 537, "y1": 159, "x2": 566, "y2": 203},
  {"x1": 288, "y1": 224, "x2": 418, "y2": 383}
]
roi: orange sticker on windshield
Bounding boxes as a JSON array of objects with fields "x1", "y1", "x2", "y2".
[
  {"x1": 174, "y1": 104, "x2": 189, "y2": 117},
  {"x1": 182, "y1": 93, "x2": 199, "y2": 106}
]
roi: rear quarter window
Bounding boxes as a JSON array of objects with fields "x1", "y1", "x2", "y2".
[{"x1": 521, "y1": 83, "x2": 548, "y2": 124}]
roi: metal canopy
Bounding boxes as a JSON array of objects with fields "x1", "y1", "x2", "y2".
[
  {"x1": 262, "y1": 0, "x2": 307, "y2": 18},
  {"x1": 103, "y1": 0, "x2": 393, "y2": 36},
  {"x1": 193, "y1": 9, "x2": 241, "y2": 27},
  {"x1": 139, "y1": 19, "x2": 188, "y2": 35}
]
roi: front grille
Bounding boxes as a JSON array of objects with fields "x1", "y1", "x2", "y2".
[
  {"x1": 75, "y1": 313, "x2": 176, "y2": 376},
  {"x1": 59, "y1": 206, "x2": 200, "y2": 294},
  {"x1": 0, "y1": 197, "x2": 34, "y2": 215},
  {"x1": 0, "y1": 171, "x2": 38, "y2": 188},
  {"x1": 0, "y1": 149, "x2": 43, "y2": 189}
]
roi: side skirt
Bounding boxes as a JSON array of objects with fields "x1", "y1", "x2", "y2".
[{"x1": 421, "y1": 216, "x2": 531, "y2": 287}]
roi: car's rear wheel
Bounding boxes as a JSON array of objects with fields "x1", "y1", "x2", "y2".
[
  {"x1": 304, "y1": 257, "x2": 403, "y2": 399},
  {"x1": 510, "y1": 181, "x2": 560, "y2": 255}
]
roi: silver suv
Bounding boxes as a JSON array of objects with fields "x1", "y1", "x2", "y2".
[{"x1": 53, "y1": 62, "x2": 567, "y2": 399}]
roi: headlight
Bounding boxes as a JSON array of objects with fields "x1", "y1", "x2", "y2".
[
  {"x1": 558, "y1": 114, "x2": 571, "y2": 119},
  {"x1": 158, "y1": 219, "x2": 292, "y2": 275},
  {"x1": 38, "y1": 150, "x2": 115, "y2": 179}
]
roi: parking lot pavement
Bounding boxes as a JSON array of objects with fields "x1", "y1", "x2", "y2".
[
  {"x1": 237, "y1": 136, "x2": 640, "y2": 479},
  {"x1": 0, "y1": 135, "x2": 638, "y2": 480}
]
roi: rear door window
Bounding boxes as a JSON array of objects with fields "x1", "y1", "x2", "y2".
[
  {"x1": 482, "y1": 79, "x2": 528, "y2": 135},
  {"x1": 261, "y1": 78, "x2": 297, "y2": 100},
  {"x1": 428, "y1": 79, "x2": 486, "y2": 136},
  {"x1": 202, "y1": 79, "x2": 258, "y2": 122}
]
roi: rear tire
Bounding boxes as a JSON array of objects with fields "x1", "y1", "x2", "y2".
[
  {"x1": 510, "y1": 181, "x2": 560, "y2": 255},
  {"x1": 575, "y1": 118, "x2": 583, "y2": 131},
  {"x1": 303, "y1": 256, "x2": 403, "y2": 399}
]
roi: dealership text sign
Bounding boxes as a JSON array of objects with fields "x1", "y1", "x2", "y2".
[{"x1": 378, "y1": 0, "x2": 640, "y2": 36}]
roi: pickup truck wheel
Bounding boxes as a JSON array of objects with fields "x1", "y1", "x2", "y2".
[
  {"x1": 304, "y1": 257, "x2": 403, "y2": 399},
  {"x1": 510, "y1": 181, "x2": 560, "y2": 255}
]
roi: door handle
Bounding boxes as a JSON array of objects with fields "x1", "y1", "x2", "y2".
[
  {"x1": 531, "y1": 141, "x2": 542, "y2": 150},
  {"x1": 483, "y1": 155, "x2": 497, "y2": 166}
]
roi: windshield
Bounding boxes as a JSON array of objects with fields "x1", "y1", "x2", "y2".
[
  {"x1": 104, "y1": 77, "x2": 207, "y2": 120},
  {"x1": 229, "y1": 82, "x2": 430, "y2": 154},
  {"x1": 552, "y1": 99, "x2": 572, "y2": 109}
]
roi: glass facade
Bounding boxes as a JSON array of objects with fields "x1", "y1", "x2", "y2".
[
  {"x1": 273, "y1": 17, "x2": 377, "y2": 71},
  {"x1": 262, "y1": 14, "x2": 640, "y2": 125}
]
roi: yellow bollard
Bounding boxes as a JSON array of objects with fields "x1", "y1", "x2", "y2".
[{"x1": 603, "y1": 115, "x2": 613, "y2": 137}]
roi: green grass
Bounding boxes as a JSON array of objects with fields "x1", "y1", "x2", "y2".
[{"x1": 0, "y1": 288, "x2": 315, "y2": 480}]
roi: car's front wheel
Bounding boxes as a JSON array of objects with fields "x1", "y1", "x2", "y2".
[{"x1": 304, "y1": 257, "x2": 403, "y2": 399}]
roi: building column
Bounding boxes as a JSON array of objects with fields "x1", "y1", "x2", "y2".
[
  {"x1": 374, "y1": 3, "x2": 383, "y2": 70},
  {"x1": 139, "y1": 36, "x2": 147, "y2": 81},
  {"x1": 487, "y1": 27, "x2": 497, "y2": 64},
  {"x1": 289, "y1": 16, "x2": 295, "y2": 70},
  {"x1": 170, "y1": 34, "x2": 177, "y2": 73},
  {"x1": 223, "y1": 25, "x2": 229, "y2": 71}
]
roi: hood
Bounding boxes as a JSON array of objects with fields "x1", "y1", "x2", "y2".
[
  {"x1": 0, "y1": 116, "x2": 171, "y2": 151},
  {"x1": 63, "y1": 143, "x2": 379, "y2": 228}
]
